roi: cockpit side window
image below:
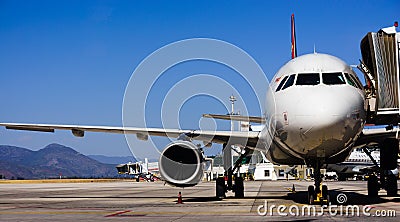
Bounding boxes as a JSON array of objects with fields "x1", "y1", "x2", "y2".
[
  {"x1": 344, "y1": 73, "x2": 357, "y2": 87},
  {"x1": 281, "y1": 74, "x2": 296, "y2": 90},
  {"x1": 296, "y1": 73, "x2": 320, "y2": 85},
  {"x1": 275, "y1": 76, "x2": 288, "y2": 92},
  {"x1": 350, "y1": 74, "x2": 364, "y2": 89},
  {"x1": 322, "y1": 72, "x2": 346, "y2": 85}
]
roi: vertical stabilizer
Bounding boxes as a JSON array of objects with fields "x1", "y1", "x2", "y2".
[{"x1": 291, "y1": 14, "x2": 297, "y2": 59}]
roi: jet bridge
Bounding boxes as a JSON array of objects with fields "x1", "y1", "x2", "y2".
[{"x1": 359, "y1": 25, "x2": 400, "y2": 125}]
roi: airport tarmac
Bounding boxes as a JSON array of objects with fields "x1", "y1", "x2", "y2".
[{"x1": 0, "y1": 180, "x2": 399, "y2": 221}]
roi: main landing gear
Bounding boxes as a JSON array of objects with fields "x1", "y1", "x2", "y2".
[
  {"x1": 215, "y1": 149, "x2": 249, "y2": 200},
  {"x1": 215, "y1": 172, "x2": 245, "y2": 200},
  {"x1": 367, "y1": 138, "x2": 399, "y2": 197},
  {"x1": 216, "y1": 177, "x2": 226, "y2": 199},
  {"x1": 307, "y1": 161, "x2": 330, "y2": 205}
]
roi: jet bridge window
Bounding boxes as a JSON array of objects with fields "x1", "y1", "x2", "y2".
[
  {"x1": 322, "y1": 72, "x2": 346, "y2": 85},
  {"x1": 275, "y1": 76, "x2": 289, "y2": 92},
  {"x1": 296, "y1": 73, "x2": 320, "y2": 85},
  {"x1": 281, "y1": 74, "x2": 296, "y2": 90}
]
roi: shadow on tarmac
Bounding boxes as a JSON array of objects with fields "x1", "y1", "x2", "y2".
[
  {"x1": 42, "y1": 190, "x2": 398, "y2": 205},
  {"x1": 287, "y1": 190, "x2": 390, "y2": 205}
]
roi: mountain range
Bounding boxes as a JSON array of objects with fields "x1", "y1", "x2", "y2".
[{"x1": 0, "y1": 143, "x2": 119, "y2": 179}]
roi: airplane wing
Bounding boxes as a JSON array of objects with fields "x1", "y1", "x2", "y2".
[
  {"x1": 202, "y1": 114, "x2": 266, "y2": 124},
  {"x1": 0, "y1": 123, "x2": 260, "y2": 146}
]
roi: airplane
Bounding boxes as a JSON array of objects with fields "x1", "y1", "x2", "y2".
[
  {"x1": 1, "y1": 15, "x2": 399, "y2": 204},
  {"x1": 325, "y1": 146, "x2": 380, "y2": 181}
]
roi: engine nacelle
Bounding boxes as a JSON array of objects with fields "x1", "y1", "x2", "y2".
[{"x1": 159, "y1": 141, "x2": 204, "y2": 187}]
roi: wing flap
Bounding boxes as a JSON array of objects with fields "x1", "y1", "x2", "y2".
[
  {"x1": 6, "y1": 125, "x2": 55, "y2": 133},
  {"x1": 202, "y1": 114, "x2": 265, "y2": 124}
]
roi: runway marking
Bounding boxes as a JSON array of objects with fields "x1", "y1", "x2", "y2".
[{"x1": 104, "y1": 210, "x2": 131, "y2": 217}]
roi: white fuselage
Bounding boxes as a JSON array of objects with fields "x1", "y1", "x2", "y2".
[{"x1": 260, "y1": 53, "x2": 366, "y2": 165}]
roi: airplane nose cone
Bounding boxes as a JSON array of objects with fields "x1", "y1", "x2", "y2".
[
  {"x1": 295, "y1": 87, "x2": 364, "y2": 130},
  {"x1": 288, "y1": 87, "x2": 365, "y2": 155}
]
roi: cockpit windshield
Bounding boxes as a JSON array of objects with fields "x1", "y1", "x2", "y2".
[
  {"x1": 276, "y1": 72, "x2": 363, "y2": 90},
  {"x1": 281, "y1": 74, "x2": 296, "y2": 90},
  {"x1": 296, "y1": 73, "x2": 320, "y2": 85},
  {"x1": 322, "y1": 72, "x2": 346, "y2": 85},
  {"x1": 344, "y1": 73, "x2": 357, "y2": 87},
  {"x1": 345, "y1": 73, "x2": 363, "y2": 89},
  {"x1": 275, "y1": 76, "x2": 288, "y2": 92}
]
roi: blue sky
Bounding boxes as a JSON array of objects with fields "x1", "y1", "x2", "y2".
[{"x1": 0, "y1": 1, "x2": 399, "y2": 158}]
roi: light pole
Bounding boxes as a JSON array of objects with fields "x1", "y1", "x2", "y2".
[
  {"x1": 229, "y1": 95, "x2": 237, "y2": 177},
  {"x1": 229, "y1": 95, "x2": 236, "y2": 114},
  {"x1": 229, "y1": 95, "x2": 236, "y2": 131}
]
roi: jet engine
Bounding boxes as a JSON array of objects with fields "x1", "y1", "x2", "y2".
[{"x1": 159, "y1": 141, "x2": 204, "y2": 187}]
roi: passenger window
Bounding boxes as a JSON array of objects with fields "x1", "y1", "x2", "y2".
[
  {"x1": 276, "y1": 76, "x2": 288, "y2": 92},
  {"x1": 296, "y1": 73, "x2": 320, "y2": 85},
  {"x1": 344, "y1": 73, "x2": 357, "y2": 87},
  {"x1": 322, "y1": 72, "x2": 346, "y2": 85},
  {"x1": 282, "y1": 74, "x2": 296, "y2": 90}
]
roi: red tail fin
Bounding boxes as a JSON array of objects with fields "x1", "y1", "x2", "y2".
[{"x1": 291, "y1": 14, "x2": 297, "y2": 59}]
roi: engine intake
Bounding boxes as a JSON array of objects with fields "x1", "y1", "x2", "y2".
[{"x1": 159, "y1": 141, "x2": 204, "y2": 187}]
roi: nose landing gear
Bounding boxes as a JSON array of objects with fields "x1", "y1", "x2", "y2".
[
  {"x1": 307, "y1": 162, "x2": 330, "y2": 205},
  {"x1": 307, "y1": 185, "x2": 330, "y2": 205}
]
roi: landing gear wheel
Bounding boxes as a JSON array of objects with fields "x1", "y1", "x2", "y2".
[
  {"x1": 367, "y1": 174, "x2": 379, "y2": 197},
  {"x1": 322, "y1": 185, "x2": 328, "y2": 198},
  {"x1": 216, "y1": 177, "x2": 226, "y2": 200},
  {"x1": 386, "y1": 174, "x2": 398, "y2": 197},
  {"x1": 136, "y1": 177, "x2": 140, "y2": 182},
  {"x1": 234, "y1": 177, "x2": 244, "y2": 198},
  {"x1": 308, "y1": 185, "x2": 315, "y2": 205},
  {"x1": 322, "y1": 185, "x2": 329, "y2": 206}
]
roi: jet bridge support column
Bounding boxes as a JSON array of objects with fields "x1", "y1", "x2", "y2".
[{"x1": 380, "y1": 138, "x2": 399, "y2": 196}]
